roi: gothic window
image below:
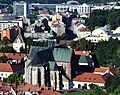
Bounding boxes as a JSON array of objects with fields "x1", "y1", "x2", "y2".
[{"x1": 38, "y1": 69, "x2": 41, "y2": 86}]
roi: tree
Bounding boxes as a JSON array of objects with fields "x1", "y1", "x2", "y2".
[
  {"x1": 0, "y1": 55, "x2": 8, "y2": 63},
  {"x1": 89, "y1": 84, "x2": 98, "y2": 90},
  {"x1": 105, "y1": 70, "x2": 120, "y2": 94},
  {"x1": 94, "y1": 38, "x2": 120, "y2": 67},
  {"x1": 20, "y1": 46, "x2": 26, "y2": 53},
  {"x1": 7, "y1": 5, "x2": 13, "y2": 14},
  {"x1": 7, "y1": 73, "x2": 24, "y2": 85},
  {"x1": 1, "y1": 36, "x2": 10, "y2": 45},
  {"x1": 0, "y1": 46, "x2": 15, "y2": 53},
  {"x1": 69, "y1": 38, "x2": 94, "y2": 51}
]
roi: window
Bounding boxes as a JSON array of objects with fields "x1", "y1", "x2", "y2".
[{"x1": 78, "y1": 84, "x2": 81, "y2": 88}]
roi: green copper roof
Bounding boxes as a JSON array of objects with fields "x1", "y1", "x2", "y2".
[{"x1": 53, "y1": 48, "x2": 73, "y2": 63}]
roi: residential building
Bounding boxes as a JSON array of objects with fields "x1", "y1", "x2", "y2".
[
  {"x1": 0, "y1": 53, "x2": 28, "y2": 62},
  {"x1": 1, "y1": 26, "x2": 20, "y2": 42},
  {"x1": 73, "y1": 73, "x2": 105, "y2": 89},
  {"x1": 13, "y1": 1, "x2": 29, "y2": 18},
  {"x1": 0, "y1": 20, "x2": 23, "y2": 31},
  {"x1": 75, "y1": 27, "x2": 91, "y2": 38},
  {"x1": 56, "y1": 1, "x2": 91, "y2": 15},
  {"x1": 86, "y1": 26, "x2": 111, "y2": 43},
  {"x1": 0, "y1": 13, "x2": 15, "y2": 20},
  {"x1": 51, "y1": 20, "x2": 65, "y2": 36},
  {"x1": 0, "y1": 63, "x2": 24, "y2": 81},
  {"x1": 13, "y1": 30, "x2": 25, "y2": 52},
  {"x1": 94, "y1": 67, "x2": 117, "y2": 76},
  {"x1": 112, "y1": 27, "x2": 120, "y2": 40}
]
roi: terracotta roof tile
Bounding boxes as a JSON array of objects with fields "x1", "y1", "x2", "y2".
[
  {"x1": 41, "y1": 89, "x2": 62, "y2": 95},
  {"x1": 0, "y1": 53, "x2": 28, "y2": 60},
  {"x1": 0, "y1": 63, "x2": 24, "y2": 72},
  {"x1": 73, "y1": 73, "x2": 105, "y2": 83},
  {"x1": 94, "y1": 67, "x2": 109, "y2": 73},
  {"x1": 74, "y1": 51, "x2": 90, "y2": 56},
  {"x1": 79, "y1": 28, "x2": 90, "y2": 31},
  {"x1": 110, "y1": 67, "x2": 117, "y2": 74},
  {"x1": 102, "y1": 73, "x2": 110, "y2": 80},
  {"x1": 17, "y1": 84, "x2": 39, "y2": 92}
]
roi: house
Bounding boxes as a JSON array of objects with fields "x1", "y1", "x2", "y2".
[
  {"x1": 1, "y1": 26, "x2": 19, "y2": 42},
  {"x1": 25, "y1": 46, "x2": 74, "y2": 90},
  {"x1": 72, "y1": 51, "x2": 94, "y2": 76},
  {"x1": 0, "y1": 63, "x2": 24, "y2": 81},
  {"x1": 56, "y1": 2, "x2": 91, "y2": 15},
  {"x1": 0, "y1": 20, "x2": 23, "y2": 31},
  {"x1": 76, "y1": 27, "x2": 91, "y2": 38},
  {"x1": 74, "y1": 51, "x2": 94, "y2": 67},
  {"x1": 86, "y1": 26, "x2": 111, "y2": 43},
  {"x1": 13, "y1": 28, "x2": 25, "y2": 52},
  {"x1": 73, "y1": 73, "x2": 105, "y2": 89},
  {"x1": 0, "y1": 53, "x2": 28, "y2": 62},
  {"x1": 112, "y1": 27, "x2": 120, "y2": 40},
  {"x1": 94, "y1": 67, "x2": 117, "y2": 76},
  {"x1": 51, "y1": 20, "x2": 65, "y2": 36}
]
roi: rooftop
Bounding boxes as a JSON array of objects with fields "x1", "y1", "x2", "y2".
[{"x1": 73, "y1": 73, "x2": 105, "y2": 83}]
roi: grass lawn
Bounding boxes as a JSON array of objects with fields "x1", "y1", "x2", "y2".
[{"x1": 63, "y1": 90, "x2": 92, "y2": 95}]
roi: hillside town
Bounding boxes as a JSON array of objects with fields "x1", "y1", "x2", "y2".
[{"x1": 0, "y1": 0, "x2": 120, "y2": 95}]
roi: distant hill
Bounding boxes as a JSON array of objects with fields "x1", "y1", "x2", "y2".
[{"x1": 0, "y1": 0, "x2": 118, "y2": 4}]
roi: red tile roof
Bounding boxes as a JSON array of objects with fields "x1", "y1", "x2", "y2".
[
  {"x1": 94, "y1": 67, "x2": 109, "y2": 73},
  {"x1": 79, "y1": 28, "x2": 90, "y2": 31},
  {"x1": 102, "y1": 73, "x2": 110, "y2": 80},
  {"x1": 0, "y1": 53, "x2": 28, "y2": 60},
  {"x1": 110, "y1": 67, "x2": 117, "y2": 74},
  {"x1": 0, "y1": 63, "x2": 24, "y2": 72},
  {"x1": 74, "y1": 51, "x2": 90, "y2": 56},
  {"x1": 17, "y1": 84, "x2": 40, "y2": 92},
  {"x1": 73, "y1": 73, "x2": 105, "y2": 83},
  {"x1": 17, "y1": 84, "x2": 62, "y2": 95},
  {"x1": 41, "y1": 89, "x2": 62, "y2": 95}
]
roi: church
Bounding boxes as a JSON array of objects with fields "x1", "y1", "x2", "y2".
[
  {"x1": 25, "y1": 45, "x2": 74, "y2": 90},
  {"x1": 25, "y1": 45, "x2": 94, "y2": 90}
]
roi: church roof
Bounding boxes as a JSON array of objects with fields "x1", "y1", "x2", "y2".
[
  {"x1": 28, "y1": 46, "x2": 48, "y2": 60},
  {"x1": 29, "y1": 46, "x2": 73, "y2": 70},
  {"x1": 53, "y1": 48, "x2": 73, "y2": 63},
  {"x1": 14, "y1": 33, "x2": 24, "y2": 43},
  {"x1": 31, "y1": 48, "x2": 54, "y2": 66},
  {"x1": 79, "y1": 55, "x2": 93, "y2": 64}
]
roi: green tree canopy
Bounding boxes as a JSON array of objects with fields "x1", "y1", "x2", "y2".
[
  {"x1": 7, "y1": 73, "x2": 24, "y2": 84},
  {"x1": 0, "y1": 36, "x2": 10, "y2": 45},
  {"x1": 94, "y1": 38, "x2": 120, "y2": 67},
  {"x1": 20, "y1": 46, "x2": 26, "y2": 53},
  {"x1": 0, "y1": 55, "x2": 8, "y2": 63},
  {"x1": 69, "y1": 38, "x2": 94, "y2": 51}
]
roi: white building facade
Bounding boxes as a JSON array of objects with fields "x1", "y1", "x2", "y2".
[
  {"x1": 56, "y1": 3, "x2": 91, "y2": 15},
  {"x1": 0, "y1": 20, "x2": 23, "y2": 31},
  {"x1": 13, "y1": 1, "x2": 28, "y2": 17}
]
